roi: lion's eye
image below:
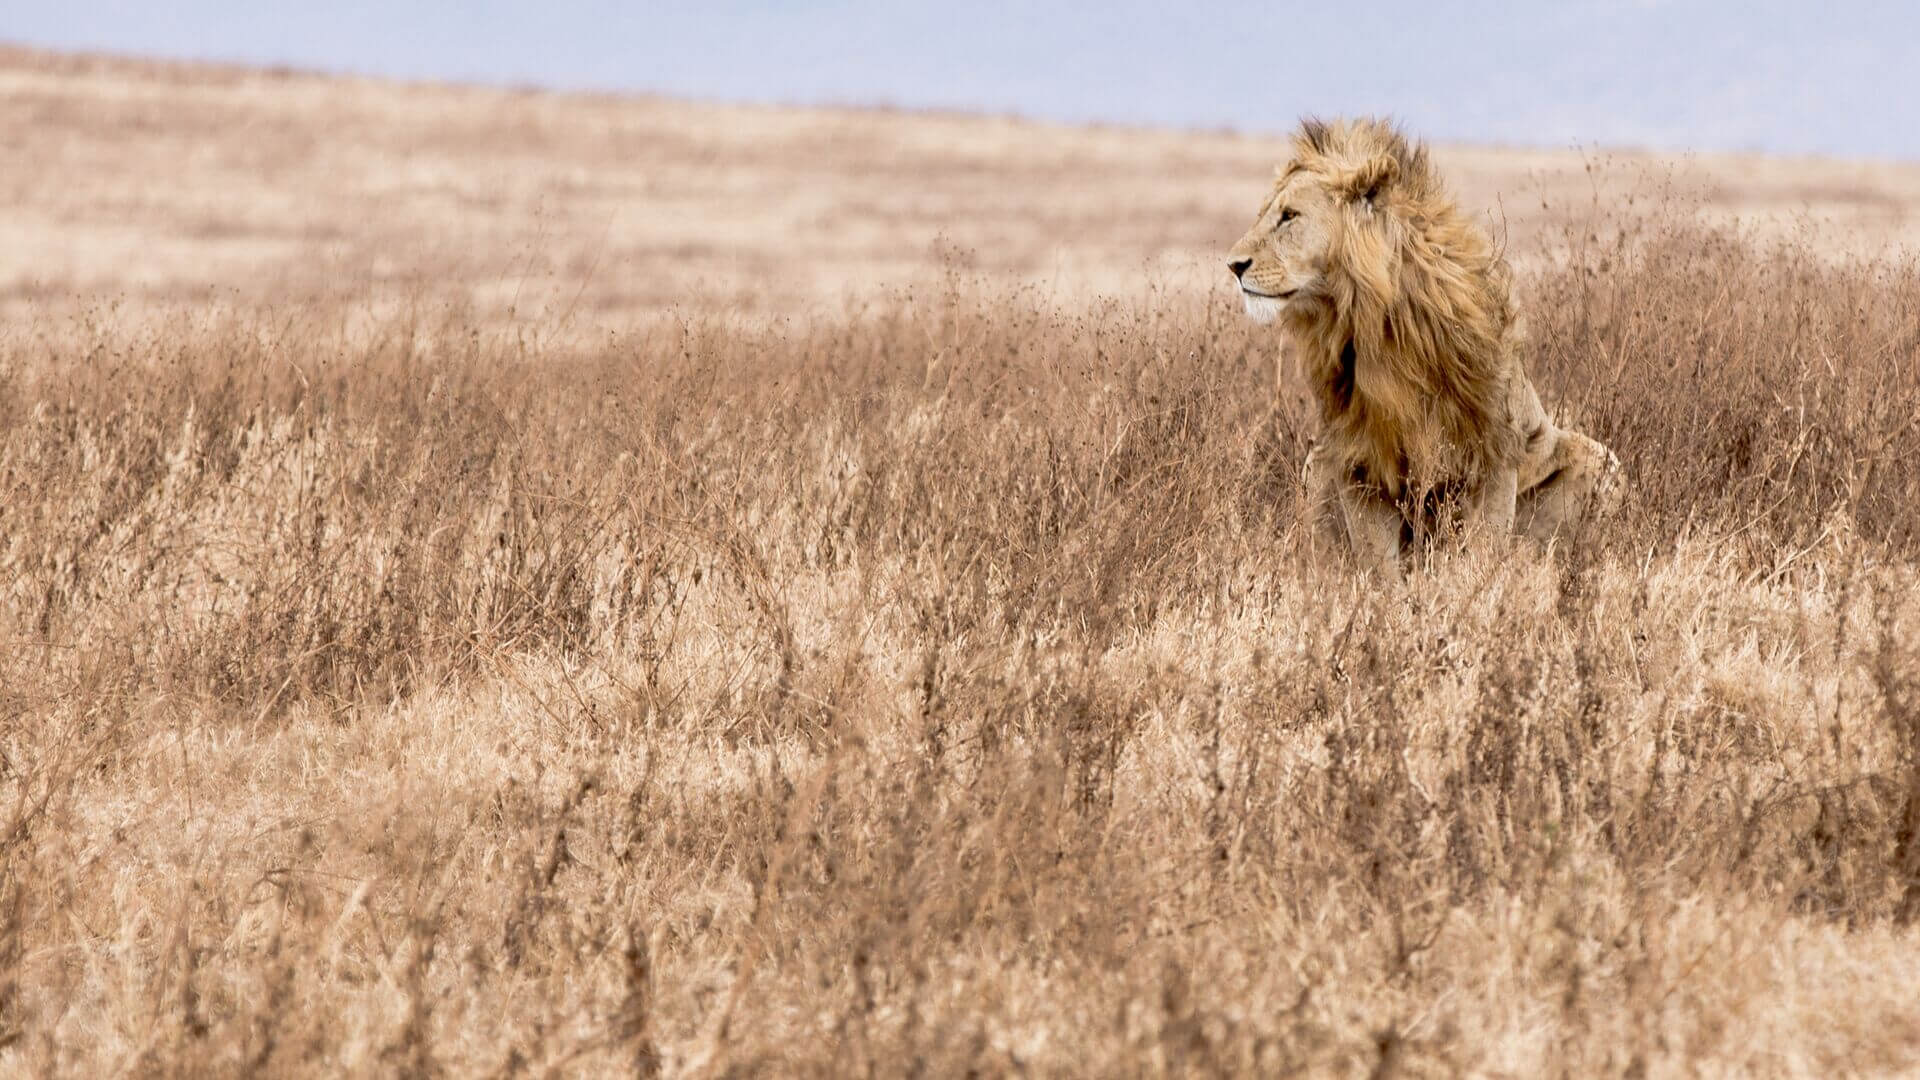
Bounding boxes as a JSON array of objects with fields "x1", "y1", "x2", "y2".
[{"x1": 1278, "y1": 208, "x2": 1298, "y2": 224}]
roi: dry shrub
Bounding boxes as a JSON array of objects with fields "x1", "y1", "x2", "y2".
[
  {"x1": 1531, "y1": 218, "x2": 1920, "y2": 557},
  {"x1": 3, "y1": 203, "x2": 1920, "y2": 1076}
]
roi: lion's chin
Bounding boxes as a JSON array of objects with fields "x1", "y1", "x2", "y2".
[{"x1": 1241, "y1": 291, "x2": 1290, "y2": 325}]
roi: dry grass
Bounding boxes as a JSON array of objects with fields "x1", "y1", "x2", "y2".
[
  {"x1": 5, "y1": 45, "x2": 1919, "y2": 334},
  {"x1": 5, "y1": 46, "x2": 1920, "y2": 1079}
]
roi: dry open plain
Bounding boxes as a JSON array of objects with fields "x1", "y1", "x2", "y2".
[
  {"x1": 6, "y1": 45, "x2": 1920, "y2": 331},
  {"x1": 4, "y1": 45, "x2": 1920, "y2": 1077}
]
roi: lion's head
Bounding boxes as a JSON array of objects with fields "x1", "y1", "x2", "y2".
[
  {"x1": 1224, "y1": 155, "x2": 1347, "y2": 326},
  {"x1": 1228, "y1": 117, "x2": 1521, "y2": 490}
]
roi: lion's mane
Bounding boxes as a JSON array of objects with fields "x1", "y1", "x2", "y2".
[{"x1": 1282, "y1": 117, "x2": 1523, "y2": 496}]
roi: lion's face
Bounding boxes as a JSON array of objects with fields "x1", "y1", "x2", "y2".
[{"x1": 1226, "y1": 171, "x2": 1339, "y2": 325}]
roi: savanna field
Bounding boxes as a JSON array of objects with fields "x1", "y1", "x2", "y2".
[{"x1": 6, "y1": 48, "x2": 1920, "y2": 1077}]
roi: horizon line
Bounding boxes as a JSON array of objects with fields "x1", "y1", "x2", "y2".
[{"x1": 6, "y1": 39, "x2": 1917, "y2": 169}]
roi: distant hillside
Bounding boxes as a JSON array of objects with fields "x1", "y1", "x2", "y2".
[{"x1": 3, "y1": 45, "x2": 1916, "y2": 331}]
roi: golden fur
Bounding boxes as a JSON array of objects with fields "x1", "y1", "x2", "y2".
[{"x1": 1227, "y1": 117, "x2": 1619, "y2": 571}]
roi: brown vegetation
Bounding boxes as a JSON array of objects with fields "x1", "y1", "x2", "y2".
[
  {"x1": 4, "y1": 46, "x2": 1920, "y2": 1078},
  {"x1": 4, "y1": 44, "x2": 1919, "y2": 333}
]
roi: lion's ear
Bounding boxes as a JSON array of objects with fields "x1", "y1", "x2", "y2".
[{"x1": 1342, "y1": 154, "x2": 1399, "y2": 208}]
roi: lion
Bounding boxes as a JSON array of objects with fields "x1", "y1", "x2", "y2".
[{"x1": 1226, "y1": 116, "x2": 1620, "y2": 575}]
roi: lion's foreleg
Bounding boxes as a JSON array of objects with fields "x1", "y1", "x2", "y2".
[
  {"x1": 1469, "y1": 467, "x2": 1519, "y2": 539},
  {"x1": 1300, "y1": 440, "x2": 1346, "y2": 550},
  {"x1": 1336, "y1": 483, "x2": 1405, "y2": 578}
]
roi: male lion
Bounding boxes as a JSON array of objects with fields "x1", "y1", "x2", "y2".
[{"x1": 1226, "y1": 116, "x2": 1620, "y2": 575}]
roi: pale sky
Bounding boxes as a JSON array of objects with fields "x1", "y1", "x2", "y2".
[{"x1": 7, "y1": 1, "x2": 1916, "y2": 159}]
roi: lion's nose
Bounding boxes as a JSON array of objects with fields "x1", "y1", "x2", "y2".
[{"x1": 1228, "y1": 258, "x2": 1253, "y2": 280}]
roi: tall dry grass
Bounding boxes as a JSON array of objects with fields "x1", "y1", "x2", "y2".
[{"x1": 4, "y1": 203, "x2": 1920, "y2": 1076}]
